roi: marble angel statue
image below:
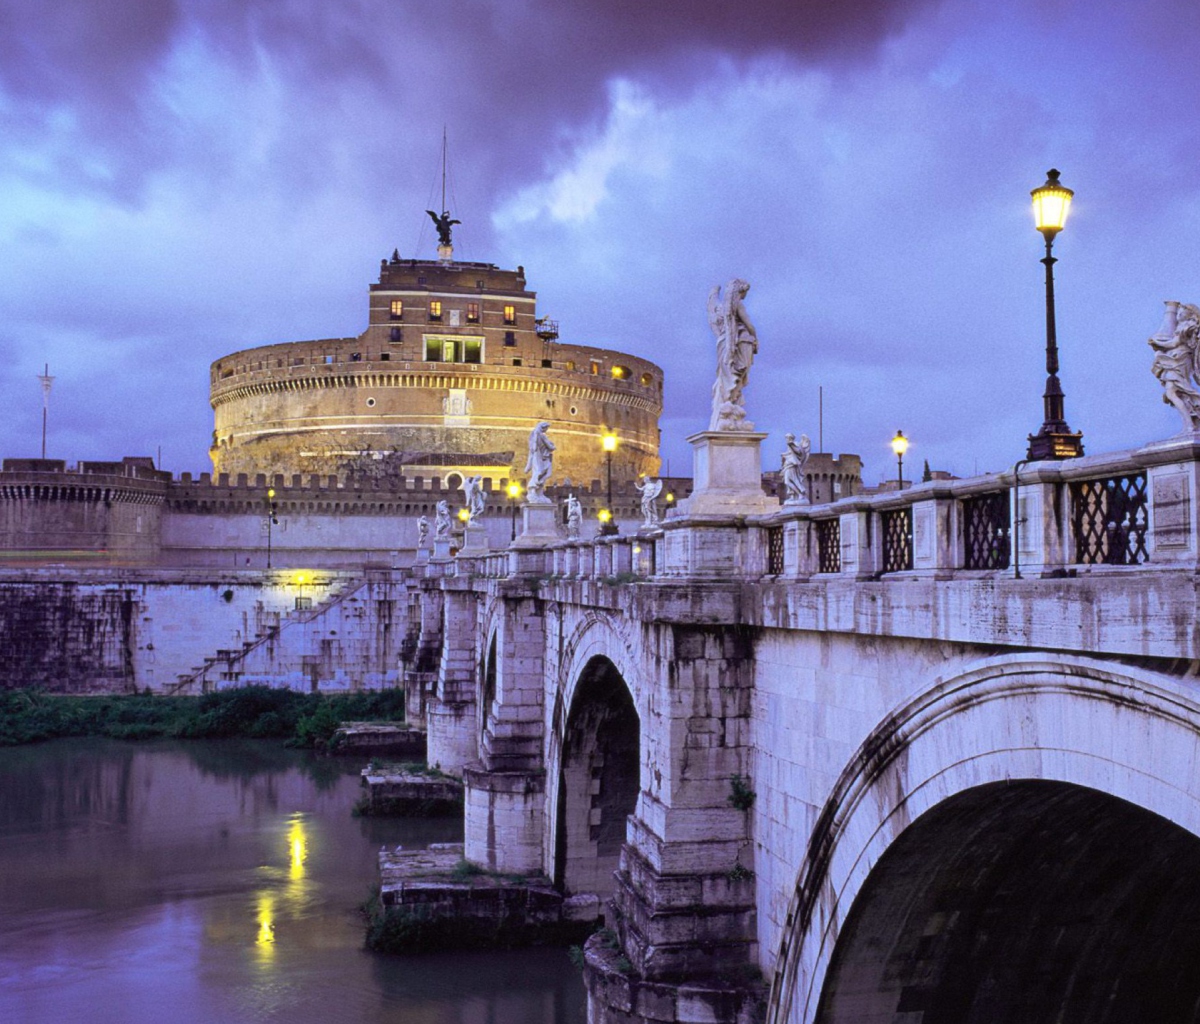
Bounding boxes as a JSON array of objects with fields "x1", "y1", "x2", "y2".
[
  {"x1": 1149, "y1": 301, "x2": 1200, "y2": 433},
  {"x1": 416, "y1": 514, "x2": 430, "y2": 548},
  {"x1": 781, "y1": 433, "x2": 811, "y2": 504},
  {"x1": 434, "y1": 500, "x2": 451, "y2": 538},
  {"x1": 707, "y1": 278, "x2": 758, "y2": 431},
  {"x1": 634, "y1": 476, "x2": 663, "y2": 527},
  {"x1": 461, "y1": 475, "x2": 486, "y2": 522},
  {"x1": 525, "y1": 422, "x2": 555, "y2": 503},
  {"x1": 565, "y1": 494, "x2": 582, "y2": 539}
]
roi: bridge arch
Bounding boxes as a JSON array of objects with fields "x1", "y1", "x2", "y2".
[
  {"x1": 547, "y1": 612, "x2": 643, "y2": 898},
  {"x1": 768, "y1": 652, "x2": 1200, "y2": 1024}
]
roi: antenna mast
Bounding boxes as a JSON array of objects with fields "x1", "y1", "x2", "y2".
[
  {"x1": 441, "y1": 126, "x2": 447, "y2": 213},
  {"x1": 37, "y1": 363, "x2": 54, "y2": 459}
]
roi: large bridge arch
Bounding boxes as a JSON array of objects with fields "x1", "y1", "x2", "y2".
[
  {"x1": 767, "y1": 653, "x2": 1200, "y2": 1024},
  {"x1": 546, "y1": 612, "x2": 644, "y2": 897}
]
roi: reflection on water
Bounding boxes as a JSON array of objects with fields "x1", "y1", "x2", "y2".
[{"x1": 0, "y1": 738, "x2": 586, "y2": 1024}]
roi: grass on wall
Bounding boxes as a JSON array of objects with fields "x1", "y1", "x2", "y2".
[{"x1": 0, "y1": 686, "x2": 406, "y2": 749}]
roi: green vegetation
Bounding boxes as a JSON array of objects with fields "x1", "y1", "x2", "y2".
[
  {"x1": 0, "y1": 686, "x2": 405, "y2": 750},
  {"x1": 728, "y1": 772, "x2": 757, "y2": 812}
]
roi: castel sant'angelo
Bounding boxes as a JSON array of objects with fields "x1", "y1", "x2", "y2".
[{"x1": 209, "y1": 218, "x2": 663, "y2": 488}]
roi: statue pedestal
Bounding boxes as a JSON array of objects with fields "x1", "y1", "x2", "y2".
[
  {"x1": 431, "y1": 536, "x2": 454, "y2": 561},
  {"x1": 459, "y1": 521, "x2": 490, "y2": 556},
  {"x1": 512, "y1": 502, "x2": 561, "y2": 549},
  {"x1": 414, "y1": 546, "x2": 431, "y2": 566},
  {"x1": 676, "y1": 431, "x2": 776, "y2": 517}
]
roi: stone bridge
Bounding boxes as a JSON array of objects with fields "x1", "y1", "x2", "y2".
[{"x1": 400, "y1": 430, "x2": 1200, "y2": 1024}]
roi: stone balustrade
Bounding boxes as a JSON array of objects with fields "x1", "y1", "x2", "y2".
[{"x1": 453, "y1": 434, "x2": 1199, "y2": 585}]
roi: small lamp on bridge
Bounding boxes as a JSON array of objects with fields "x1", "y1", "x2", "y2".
[
  {"x1": 891, "y1": 430, "x2": 908, "y2": 490},
  {"x1": 1027, "y1": 168, "x2": 1084, "y2": 461},
  {"x1": 506, "y1": 480, "x2": 522, "y2": 541},
  {"x1": 600, "y1": 430, "x2": 619, "y2": 536}
]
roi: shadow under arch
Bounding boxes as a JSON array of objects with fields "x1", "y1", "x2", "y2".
[
  {"x1": 553, "y1": 654, "x2": 639, "y2": 898},
  {"x1": 767, "y1": 652, "x2": 1200, "y2": 1024},
  {"x1": 815, "y1": 779, "x2": 1200, "y2": 1023}
]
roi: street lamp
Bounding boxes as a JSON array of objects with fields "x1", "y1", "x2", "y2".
[
  {"x1": 265, "y1": 488, "x2": 277, "y2": 569},
  {"x1": 600, "y1": 431, "x2": 619, "y2": 536},
  {"x1": 1027, "y1": 168, "x2": 1084, "y2": 460},
  {"x1": 506, "y1": 480, "x2": 522, "y2": 541},
  {"x1": 891, "y1": 430, "x2": 908, "y2": 490}
]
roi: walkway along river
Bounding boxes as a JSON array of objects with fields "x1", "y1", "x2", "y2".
[{"x1": 0, "y1": 738, "x2": 586, "y2": 1023}]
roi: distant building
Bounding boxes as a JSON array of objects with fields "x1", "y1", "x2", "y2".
[
  {"x1": 762, "y1": 452, "x2": 863, "y2": 505},
  {"x1": 209, "y1": 249, "x2": 663, "y2": 489}
]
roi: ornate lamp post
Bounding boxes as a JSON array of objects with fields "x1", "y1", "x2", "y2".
[
  {"x1": 1027, "y1": 169, "x2": 1084, "y2": 460},
  {"x1": 891, "y1": 430, "x2": 908, "y2": 490},
  {"x1": 265, "y1": 488, "x2": 277, "y2": 569},
  {"x1": 600, "y1": 431, "x2": 619, "y2": 536},
  {"x1": 506, "y1": 480, "x2": 522, "y2": 541}
]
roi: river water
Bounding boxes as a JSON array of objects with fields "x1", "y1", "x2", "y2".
[{"x1": 0, "y1": 739, "x2": 586, "y2": 1024}]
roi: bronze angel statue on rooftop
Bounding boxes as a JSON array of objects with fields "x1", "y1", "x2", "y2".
[
  {"x1": 426, "y1": 209, "x2": 461, "y2": 247},
  {"x1": 1149, "y1": 300, "x2": 1200, "y2": 434}
]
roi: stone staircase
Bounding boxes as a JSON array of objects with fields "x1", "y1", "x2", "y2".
[{"x1": 165, "y1": 576, "x2": 369, "y2": 694}]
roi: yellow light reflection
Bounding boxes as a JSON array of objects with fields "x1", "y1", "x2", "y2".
[
  {"x1": 288, "y1": 817, "x2": 308, "y2": 879},
  {"x1": 256, "y1": 893, "x2": 276, "y2": 954}
]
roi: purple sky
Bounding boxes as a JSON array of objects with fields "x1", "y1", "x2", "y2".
[{"x1": 3, "y1": 0, "x2": 1199, "y2": 484}]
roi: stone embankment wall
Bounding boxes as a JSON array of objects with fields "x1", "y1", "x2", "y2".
[{"x1": 0, "y1": 568, "x2": 409, "y2": 694}]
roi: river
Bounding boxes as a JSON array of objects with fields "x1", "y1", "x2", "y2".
[{"x1": 0, "y1": 738, "x2": 586, "y2": 1023}]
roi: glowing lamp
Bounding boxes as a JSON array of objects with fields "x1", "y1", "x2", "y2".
[
  {"x1": 506, "y1": 481, "x2": 522, "y2": 500},
  {"x1": 457, "y1": 507, "x2": 470, "y2": 522},
  {"x1": 890, "y1": 430, "x2": 909, "y2": 459},
  {"x1": 598, "y1": 509, "x2": 613, "y2": 523},
  {"x1": 601, "y1": 433, "x2": 618, "y2": 453},
  {"x1": 1031, "y1": 168, "x2": 1073, "y2": 238}
]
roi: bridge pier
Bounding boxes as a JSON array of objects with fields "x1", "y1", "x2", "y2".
[
  {"x1": 464, "y1": 593, "x2": 549, "y2": 875},
  {"x1": 583, "y1": 621, "x2": 766, "y2": 1023},
  {"x1": 425, "y1": 580, "x2": 478, "y2": 773}
]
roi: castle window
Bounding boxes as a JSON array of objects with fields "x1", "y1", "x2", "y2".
[
  {"x1": 429, "y1": 301, "x2": 442, "y2": 321},
  {"x1": 418, "y1": 275, "x2": 427, "y2": 285},
  {"x1": 366, "y1": 397, "x2": 376, "y2": 408},
  {"x1": 389, "y1": 327, "x2": 402, "y2": 342},
  {"x1": 503, "y1": 305, "x2": 516, "y2": 325},
  {"x1": 565, "y1": 361, "x2": 576, "y2": 371},
  {"x1": 476, "y1": 279, "x2": 485, "y2": 288},
  {"x1": 590, "y1": 362, "x2": 600, "y2": 374},
  {"x1": 641, "y1": 372, "x2": 653, "y2": 386},
  {"x1": 467, "y1": 302, "x2": 480, "y2": 323},
  {"x1": 324, "y1": 355, "x2": 334, "y2": 364},
  {"x1": 380, "y1": 353, "x2": 390, "y2": 361},
  {"x1": 503, "y1": 331, "x2": 516, "y2": 347},
  {"x1": 611, "y1": 364, "x2": 630, "y2": 380},
  {"x1": 350, "y1": 352, "x2": 362, "y2": 361},
  {"x1": 390, "y1": 300, "x2": 404, "y2": 319},
  {"x1": 541, "y1": 359, "x2": 552, "y2": 368},
  {"x1": 424, "y1": 336, "x2": 483, "y2": 364},
  {"x1": 513, "y1": 358, "x2": 523, "y2": 366}
]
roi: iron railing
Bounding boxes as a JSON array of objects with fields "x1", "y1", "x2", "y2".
[
  {"x1": 881, "y1": 508, "x2": 913, "y2": 573},
  {"x1": 766, "y1": 526, "x2": 785, "y2": 575},
  {"x1": 816, "y1": 519, "x2": 841, "y2": 573},
  {"x1": 1071, "y1": 473, "x2": 1149, "y2": 565},
  {"x1": 963, "y1": 491, "x2": 1011, "y2": 570}
]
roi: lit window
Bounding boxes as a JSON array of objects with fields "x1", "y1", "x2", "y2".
[
  {"x1": 640, "y1": 372, "x2": 653, "y2": 386},
  {"x1": 429, "y1": 301, "x2": 442, "y2": 321},
  {"x1": 467, "y1": 302, "x2": 480, "y2": 323},
  {"x1": 390, "y1": 300, "x2": 404, "y2": 319},
  {"x1": 565, "y1": 361, "x2": 576, "y2": 371},
  {"x1": 503, "y1": 305, "x2": 516, "y2": 325},
  {"x1": 590, "y1": 362, "x2": 600, "y2": 375},
  {"x1": 424, "y1": 336, "x2": 483, "y2": 364},
  {"x1": 611, "y1": 365, "x2": 630, "y2": 380}
]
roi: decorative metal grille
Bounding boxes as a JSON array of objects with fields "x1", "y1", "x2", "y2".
[
  {"x1": 881, "y1": 509, "x2": 913, "y2": 573},
  {"x1": 766, "y1": 526, "x2": 785, "y2": 575},
  {"x1": 816, "y1": 519, "x2": 841, "y2": 573},
  {"x1": 963, "y1": 491, "x2": 1011, "y2": 570},
  {"x1": 1071, "y1": 473, "x2": 1149, "y2": 566}
]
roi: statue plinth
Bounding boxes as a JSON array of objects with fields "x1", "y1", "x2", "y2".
[
  {"x1": 437, "y1": 243, "x2": 453, "y2": 264},
  {"x1": 511, "y1": 502, "x2": 562, "y2": 549},
  {"x1": 431, "y1": 536, "x2": 454, "y2": 561},
  {"x1": 676, "y1": 431, "x2": 776, "y2": 517},
  {"x1": 458, "y1": 521, "x2": 490, "y2": 555}
]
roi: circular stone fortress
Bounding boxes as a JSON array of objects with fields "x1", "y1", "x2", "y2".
[{"x1": 210, "y1": 241, "x2": 663, "y2": 487}]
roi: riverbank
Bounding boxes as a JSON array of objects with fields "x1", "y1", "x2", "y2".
[{"x1": 0, "y1": 685, "x2": 406, "y2": 749}]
